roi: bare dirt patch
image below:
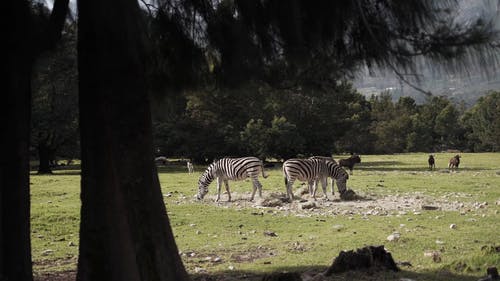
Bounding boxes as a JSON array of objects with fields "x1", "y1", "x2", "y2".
[{"x1": 197, "y1": 189, "x2": 480, "y2": 218}]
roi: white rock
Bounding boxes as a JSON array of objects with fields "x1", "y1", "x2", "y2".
[
  {"x1": 449, "y1": 224, "x2": 457, "y2": 229},
  {"x1": 387, "y1": 232, "x2": 401, "y2": 242}
]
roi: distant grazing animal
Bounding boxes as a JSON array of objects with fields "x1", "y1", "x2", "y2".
[
  {"x1": 283, "y1": 158, "x2": 349, "y2": 201},
  {"x1": 187, "y1": 161, "x2": 194, "y2": 173},
  {"x1": 428, "y1": 155, "x2": 435, "y2": 170},
  {"x1": 197, "y1": 157, "x2": 268, "y2": 202},
  {"x1": 338, "y1": 155, "x2": 361, "y2": 175},
  {"x1": 449, "y1": 155, "x2": 461, "y2": 171}
]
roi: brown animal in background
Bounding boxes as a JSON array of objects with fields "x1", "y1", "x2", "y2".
[
  {"x1": 338, "y1": 155, "x2": 361, "y2": 175},
  {"x1": 449, "y1": 155, "x2": 461, "y2": 171},
  {"x1": 428, "y1": 155, "x2": 435, "y2": 170}
]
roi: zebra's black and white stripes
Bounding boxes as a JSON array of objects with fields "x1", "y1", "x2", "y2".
[
  {"x1": 283, "y1": 158, "x2": 349, "y2": 200},
  {"x1": 197, "y1": 157, "x2": 268, "y2": 202}
]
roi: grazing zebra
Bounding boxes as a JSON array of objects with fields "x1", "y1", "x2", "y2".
[
  {"x1": 197, "y1": 157, "x2": 268, "y2": 202},
  {"x1": 283, "y1": 158, "x2": 349, "y2": 201},
  {"x1": 449, "y1": 154, "x2": 461, "y2": 171},
  {"x1": 428, "y1": 155, "x2": 435, "y2": 170},
  {"x1": 187, "y1": 161, "x2": 194, "y2": 173},
  {"x1": 309, "y1": 156, "x2": 337, "y2": 195},
  {"x1": 338, "y1": 154, "x2": 361, "y2": 175}
]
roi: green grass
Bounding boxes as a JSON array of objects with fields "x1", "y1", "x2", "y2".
[{"x1": 31, "y1": 153, "x2": 500, "y2": 280}]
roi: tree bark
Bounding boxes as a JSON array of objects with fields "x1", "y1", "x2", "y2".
[
  {"x1": 76, "y1": 0, "x2": 189, "y2": 280},
  {"x1": 38, "y1": 143, "x2": 53, "y2": 174},
  {"x1": 1, "y1": 1, "x2": 69, "y2": 280},
  {"x1": 0, "y1": 2, "x2": 35, "y2": 280}
]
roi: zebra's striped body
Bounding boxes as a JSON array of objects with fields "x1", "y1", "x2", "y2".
[
  {"x1": 283, "y1": 158, "x2": 349, "y2": 200},
  {"x1": 309, "y1": 156, "x2": 337, "y2": 195},
  {"x1": 197, "y1": 157, "x2": 268, "y2": 202}
]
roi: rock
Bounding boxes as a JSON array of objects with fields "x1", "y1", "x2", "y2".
[
  {"x1": 41, "y1": 249, "x2": 54, "y2": 256},
  {"x1": 194, "y1": 267, "x2": 206, "y2": 273},
  {"x1": 228, "y1": 265, "x2": 235, "y2": 271},
  {"x1": 450, "y1": 224, "x2": 457, "y2": 229},
  {"x1": 421, "y1": 205, "x2": 439, "y2": 210},
  {"x1": 264, "y1": 231, "x2": 278, "y2": 237},
  {"x1": 424, "y1": 251, "x2": 441, "y2": 263},
  {"x1": 387, "y1": 232, "x2": 401, "y2": 242},
  {"x1": 68, "y1": 241, "x2": 76, "y2": 247},
  {"x1": 300, "y1": 201, "x2": 316, "y2": 210}
]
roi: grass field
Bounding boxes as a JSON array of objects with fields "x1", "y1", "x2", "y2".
[{"x1": 31, "y1": 153, "x2": 500, "y2": 280}]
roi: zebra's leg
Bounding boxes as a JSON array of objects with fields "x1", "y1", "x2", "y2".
[
  {"x1": 216, "y1": 177, "x2": 222, "y2": 202},
  {"x1": 331, "y1": 178, "x2": 335, "y2": 196},
  {"x1": 308, "y1": 180, "x2": 313, "y2": 195},
  {"x1": 223, "y1": 179, "x2": 231, "y2": 202},
  {"x1": 311, "y1": 180, "x2": 318, "y2": 201},
  {"x1": 255, "y1": 179, "x2": 263, "y2": 199},
  {"x1": 321, "y1": 177, "x2": 328, "y2": 200},
  {"x1": 249, "y1": 178, "x2": 263, "y2": 201},
  {"x1": 286, "y1": 178, "x2": 295, "y2": 201}
]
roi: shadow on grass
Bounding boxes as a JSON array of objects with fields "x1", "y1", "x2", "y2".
[{"x1": 192, "y1": 266, "x2": 483, "y2": 281}]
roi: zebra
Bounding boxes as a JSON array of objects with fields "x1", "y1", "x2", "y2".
[
  {"x1": 428, "y1": 155, "x2": 435, "y2": 170},
  {"x1": 309, "y1": 156, "x2": 337, "y2": 195},
  {"x1": 338, "y1": 154, "x2": 361, "y2": 175},
  {"x1": 449, "y1": 154, "x2": 460, "y2": 172},
  {"x1": 283, "y1": 158, "x2": 349, "y2": 201},
  {"x1": 196, "y1": 157, "x2": 268, "y2": 202}
]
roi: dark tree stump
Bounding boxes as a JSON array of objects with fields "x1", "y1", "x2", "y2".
[{"x1": 324, "y1": 245, "x2": 399, "y2": 276}]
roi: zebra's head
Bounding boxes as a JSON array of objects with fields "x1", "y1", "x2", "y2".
[{"x1": 196, "y1": 165, "x2": 214, "y2": 200}]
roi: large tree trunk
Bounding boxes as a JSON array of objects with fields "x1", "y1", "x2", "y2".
[
  {"x1": 76, "y1": 0, "x2": 189, "y2": 280},
  {"x1": 38, "y1": 143, "x2": 53, "y2": 174},
  {"x1": 0, "y1": 2, "x2": 34, "y2": 281}
]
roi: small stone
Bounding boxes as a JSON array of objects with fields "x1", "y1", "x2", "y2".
[
  {"x1": 450, "y1": 224, "x2": 457, "y2": 229},
  {"x1": 194, "y1": 267, "x2": 206, "y2": 273},
  {"x1": 300, "y1": 201, "x2": 316, "y2": 210},
  {"x1": 41, "y1": 249, "x2": 54, "y2": 256},
  {"x1": 387, "y1": 232, "x2": 401, "y2": 242},
  {"x1": 68, "y1": 241, "x2": 76, "y2": 247},
  {"x1": 435, "y1": 240, "x2": 445, "y2": 245},
  {"x1": 264, "y1": 231, "x2": 278, "y2": 237},
  {"x1": 189, "y1": 223, "x2": 196, "y2": 227},
  {"x1": 228, "y1": 265, "x2": 235, "y2": 271},
  {"x1": 213, "y1": 257, "x2": 222, "y2": 263},
  {"x1": 195, "y1": 230, "x2": 201, "y2": 235}
]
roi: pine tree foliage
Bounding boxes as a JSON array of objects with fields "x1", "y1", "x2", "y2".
[{"x1": 146, "y1": 0, "x2": 499, "y2": 89}]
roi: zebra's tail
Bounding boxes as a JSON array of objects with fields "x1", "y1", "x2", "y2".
[{"x1": 261, "y1": 161, "x2": 268, "y2": 178}]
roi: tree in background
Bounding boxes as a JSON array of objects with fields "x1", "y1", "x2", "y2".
[
  {"x1": 462, "y1": 91, "x2": 500, "y2": 151},
  {"x1": 32, "y1": 22, "x2": 79, "y2": 173}
]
